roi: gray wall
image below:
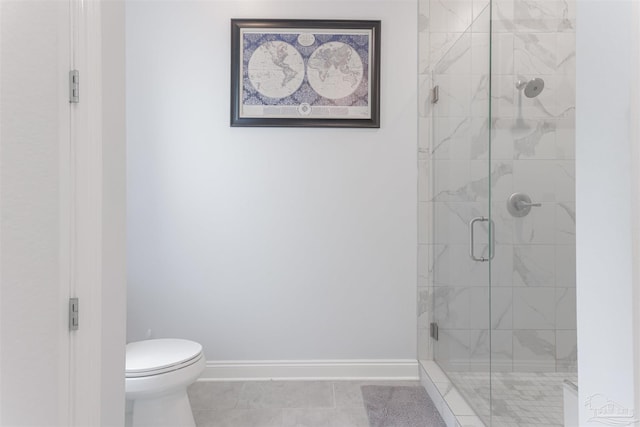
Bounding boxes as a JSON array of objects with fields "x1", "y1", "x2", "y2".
[
  {"x1": 126, "y1": 0, "x2": 418, "y2": 361},
  {"x1": 576, "y1": 0, "x2": 638, "y2": 422}
]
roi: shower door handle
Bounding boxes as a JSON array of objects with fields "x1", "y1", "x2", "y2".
[{"x1": 469, "y1": 217, "x2": 495, "y2": 262}]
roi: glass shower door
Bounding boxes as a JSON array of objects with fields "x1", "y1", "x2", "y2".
[
  {"x1": 429, "y1": 1, "x2": 577, "y2": 425},
  {"x1": 430, "y1": 3, "x2": 493, "y2": 423}
]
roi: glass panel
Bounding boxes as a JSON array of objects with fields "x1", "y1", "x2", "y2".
[
  {"x1": 430, "y1": 3, "x2": 492, "y2": 424},
  {"x1": 489, "y1": 0, "x2": 577, "y2": 425},
  {"x1": 427, "y1": 0, "x2": 577, "y2": 424}
]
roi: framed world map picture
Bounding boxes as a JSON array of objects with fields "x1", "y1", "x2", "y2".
[{"x1": 230, "y1": 19, "x2": 381, "y2": 128}]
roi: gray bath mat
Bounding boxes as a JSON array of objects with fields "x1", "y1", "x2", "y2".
[{"x1": 361, "y1": 385, "x2": 446, "y2": 427}]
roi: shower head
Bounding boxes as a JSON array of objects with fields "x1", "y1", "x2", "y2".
[{"x1": 516, "y1": 78, "x2": 545, "y2": 98}]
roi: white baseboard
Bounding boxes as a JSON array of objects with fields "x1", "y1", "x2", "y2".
[{"x1": 198, "y1": 359, "x2": 420, "y2": 381}]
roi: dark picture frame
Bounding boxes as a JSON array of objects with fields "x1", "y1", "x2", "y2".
[{"x1": 230, "y1": 19, "x2": 381, "y2": 128}]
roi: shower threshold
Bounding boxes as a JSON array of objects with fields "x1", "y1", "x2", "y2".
[
  {"x1": 419, "y1": 360, "x2": 485, "y2": 427},
  {"x1": 419, "y1": 360, "x2": 577, "y2": 427}
]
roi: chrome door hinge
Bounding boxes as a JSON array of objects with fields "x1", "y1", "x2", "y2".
[
  {"x1": 431, "y1": 85, "x2": 439, "y2": 104},
  {"x1": 69, "y1": 70, "x2": 79, "y2": 104},
  {"x1": 430, "y1": 322, "x2": 439, "y2": 341},
  {"x1": 69, "y1": 297, "x2": 79, "y2": 331}
]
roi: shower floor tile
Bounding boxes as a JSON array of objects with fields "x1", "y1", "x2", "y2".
[{"x1": 447, "y1": 371, "x2": 578, "y2": 427}]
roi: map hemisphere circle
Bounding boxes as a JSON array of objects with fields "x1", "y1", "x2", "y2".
[
  {"x1": 247, "y1": 41, "x2": 305, "y2": 99},
  {"x1": 307, "y1": 41, "x2": 364, "y2": 100}
]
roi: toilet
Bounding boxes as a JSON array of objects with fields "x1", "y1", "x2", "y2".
[{"x1": 125, "y1": 338, "x2": 205, "y2": 427}]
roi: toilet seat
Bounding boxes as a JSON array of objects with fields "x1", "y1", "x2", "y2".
[{"x1": 126, "y1": 338, "x2": 203, "y2": 378}]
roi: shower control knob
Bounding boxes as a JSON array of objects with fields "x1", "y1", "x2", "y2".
[
  {"x1": 517, "y1": 200, "x2": 542, "y2": 208},
  {"x1": 507, "y1": 192, "x2": 541, "y2": 217}
]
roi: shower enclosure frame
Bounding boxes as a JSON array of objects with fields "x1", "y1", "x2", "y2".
[{"x1": 421, "y1": 0, "x2": 578, "y2": 424}]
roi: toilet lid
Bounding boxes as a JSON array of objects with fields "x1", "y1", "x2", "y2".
[{"x1": 126, "y1": 339, "x2": 203, "y2": 378}]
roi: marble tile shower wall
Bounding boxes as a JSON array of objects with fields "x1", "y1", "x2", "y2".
[{"x1": 417, "y1": 0, "x2": 576, "y2": 373}]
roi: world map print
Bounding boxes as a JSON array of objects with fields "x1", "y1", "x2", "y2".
[
  {"x1": 307, "y1": 41, "x2": 364, "y2": 100},
  {"x1": 241, "y1": 31, "x2": 371, "y2": 118},
  {"x1": 247, "y1": 40, "x2": 305, "y2": 99}
]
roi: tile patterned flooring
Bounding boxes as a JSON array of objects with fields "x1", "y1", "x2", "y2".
[
  {"x1": 447, "y1": 371, "x2": 578, "y2": 427},
  {"x1": 187, "y1": 380, "x2": 422, "y2": 427}
]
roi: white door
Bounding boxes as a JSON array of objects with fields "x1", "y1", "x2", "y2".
[
  {"x1": 0, "y1": 0, "x2": 73, "y2": 425},
  {"x1": 1, "y1": 1, "x2": 126, "y2": 424}
]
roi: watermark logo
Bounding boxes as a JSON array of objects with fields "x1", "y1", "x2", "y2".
[{"x1": 585, "y1": 394, "x2": 639, "y2": 426}]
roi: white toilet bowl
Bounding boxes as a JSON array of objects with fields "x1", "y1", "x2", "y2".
[{"x1": 125, "y1": 338, "x2": 205, "y2": 427}]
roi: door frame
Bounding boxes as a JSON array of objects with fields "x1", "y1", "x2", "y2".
[{"x1": 69, "y1": 0, "x2": 126, "y2": 425}]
